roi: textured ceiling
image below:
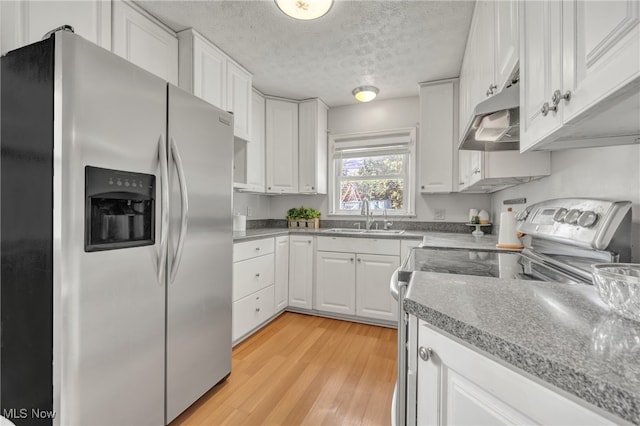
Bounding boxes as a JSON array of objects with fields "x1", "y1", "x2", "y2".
[{"x1": 137, "y1": 0, "x2": 475, "y2": 107}]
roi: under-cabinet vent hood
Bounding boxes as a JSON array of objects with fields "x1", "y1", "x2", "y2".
[{"x1": 459, "y1": 82, "x2": 520, "y2": 151}]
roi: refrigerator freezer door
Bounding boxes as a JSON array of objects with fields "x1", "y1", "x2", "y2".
[
  {"x1": 55, "y1": 32, "x2": 166, "y2": 425},
  {"x1": 166, "y1": 84, "x2": 233, "y2": 422}
]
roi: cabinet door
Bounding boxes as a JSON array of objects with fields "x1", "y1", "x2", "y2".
[
  {"x1": 266, "y1": 99, "x2": 299, "y2": 193},
  {"x1": 247, "y1": 90, "x2": 266, "y2": 192},
  {"x1": 468, "y1": 151, "x2": 483, "y2": 187},
  {"x1": 227, "y1": 60, "x2": 252, "y2": 141},
  {"x1": 493, "y1": 0, "x2": 519, "y2": 91},
  {"x1": 1, "y1": 0, "x2": 111, "y2": 54},
  {"x1": 232, "y1": 285, "x2": 275, "y2": 343},
  {"x1": 470, "y1": 1, "x2": 496, "y2": 108},
  {"x1": 519, "y1": 0, "x2": 563, "y2": 152},
  {"x1": 298, "y1": 99, "x2": 328, "y2": 194},
  {"x1": 112, "y1": 1, "x2": 178, "y2": 85},
  {"x1": 188, "y1": 32, "x2": 226, "y2": 110},
  {"x1": 288, "y1": 236, "x2": 313, "y2": 309},
  {"x1": 416, "y1": 322, "x2": 616, "y2": 425},
  {"x1": 315, "y1": 251, "x2": 356, "y2": 315},
  {"x1": 274, "y1": 236, "x2": 289, "y2": 312},
  {"x1": 355, "y1": 254, "x2": 399, "y2": 321},
  {"x1": 562, "y1": 0, "x2": 640, "y2": 123},
  {"x1": 419, "y1": 81, "x2": 456, "y2": 193}
]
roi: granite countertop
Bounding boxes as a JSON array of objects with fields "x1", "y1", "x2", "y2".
[
  {"x1": 404, "y1": 272, "x2": 640, "y2": 424},
  {"x1": 233, "y1": 227, "x2": 428, "y2": 242}
]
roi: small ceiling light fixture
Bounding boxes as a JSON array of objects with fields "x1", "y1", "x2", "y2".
[
  {"x1": 275, "y1": 0, "x2": 333, "y2": 20},
  {"x1": 352, "y1": 86, "x2": 379, "y2": 103}
]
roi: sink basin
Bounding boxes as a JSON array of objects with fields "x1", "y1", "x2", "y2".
[
  {"x1": 362, "y1": 229, "x2": 405, "y2": 235},
  {"x1": 321, "y1": 228, "x2": 405, "y2": 235}
]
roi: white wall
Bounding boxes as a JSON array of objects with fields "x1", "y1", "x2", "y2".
[
  {"x1": 233, "y1": 192, "x2": 272, "y2": 219},
  {"x1": 491, "y1": 144, "x2": 640, "y2": 262}
]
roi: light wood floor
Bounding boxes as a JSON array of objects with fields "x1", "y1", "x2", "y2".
[{"x1": 171, "y1": 312, "x2": 398, "y2": 426}]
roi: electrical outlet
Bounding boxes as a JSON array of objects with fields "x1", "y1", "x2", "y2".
[{"x1": 434, "y1": 208, "x2": 446, "y2": 220}]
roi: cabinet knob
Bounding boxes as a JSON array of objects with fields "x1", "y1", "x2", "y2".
[
  {"x1": 541, "y1": 102, "x2": 557, "y2": 117},
  {"x1": 268, "y1": 186, "x2": 271, "y2": 190},
  {"x1": 255, "y1": 273, "x2": 260, "y2": 277},
  {"x1": 350, "y1": 258, "x2": 354, "y2": 262},
  {"x1": 308, "y1": 240, "x2": 312, "y2": 244},
  {"x1": 311, "y1": 186, "x2": 315, "y2": 190},
  {"x1": 486, "y1": 84, "x2": 497, "y2": 97},
  {"x1": 255, "y1": 247, "x2": 261, "y2": 251},
  {"x1": 418, "y1": 346, "x2": 433, "y2": 361},
  {"x1": 255, "y1": 307, "x2": 260, "y2": 312},
  {"x1": 552, "y1": 89, "x2": 571, "y2": 105},
  {"x1": 357, "y1": 258, "x2": 361, "y2": 263},
  {"x1": 421, "y1": 185, "x2": 425, "y2": 189}
]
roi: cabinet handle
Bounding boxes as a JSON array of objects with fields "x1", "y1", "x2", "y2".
[
  {"x1": 255, "y1": 307, "x2": 260, "y2": 312},
  {"x1": 255, "y1": 273, "x2": 260, "y2": 277},
  {"x1": 552, "y1": 89, "x2": 571, "y2": 105},
  {"x1": 255, "y1": 247, "x2": 261, "y2": 251},
  {"x1": 418, "y1": 346, "x2": 433, "y2": 361},
  {"x1": 486, "y1": 83, "x2": 497, "y2": 97},
  {"x1": 541, "y1": 102, "x2": 557, "y2": 117}
]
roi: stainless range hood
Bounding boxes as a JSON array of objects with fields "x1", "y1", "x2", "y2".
[{"x1": 459, "y1": 82, "x2": 520, "y2": 151}]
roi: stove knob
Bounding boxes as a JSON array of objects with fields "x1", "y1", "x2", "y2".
[
  {"x1": 578, "y1": 210, "x2": 598, "y2": 228},
  {"x1": 553, "y1": 208, "x2": 568, "y2": 223},
  {"x1": 564, "y1": 209, "x2": 582, "y2": 225},
  {"x1": 515, "y1": 209, "x2": 529, "y2": 221}
]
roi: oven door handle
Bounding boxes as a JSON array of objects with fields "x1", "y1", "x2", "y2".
[{"x1": 395, "y1": 268, "x2": 409, "y2": 426}]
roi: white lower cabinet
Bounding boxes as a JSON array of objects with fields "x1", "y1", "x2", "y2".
[
  {"x1": 232, "y1": 285, "x2": 274, "y2": 343},
  {"x1": 355, "y1": 254, "x2": 399, "y2": 321},
  {"x1": 315, "y1": 251, "x2": 356, "y2": 315},
  {"x1": 315, "y1": 237, "x2": 400, "y2": 323},
  {"x1": 274, "y1": 235, "x2": 289, "y2": 312},
  {"x1": 232, "y1": 238, "x2": 275, "y2": 343},
  {"x1": 288, "y1": 235, "x2": 314, "y2": 309},
  {"x1": 415, "y1": 320, "x2": 616, "y2": 425}
]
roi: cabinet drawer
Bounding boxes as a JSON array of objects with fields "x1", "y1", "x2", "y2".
[
  {"x1": 233, "y1": 238, "x2": 274, "y2": 262},
  {"x1": 233, "y1": 253, "x2": 274, "y2": 301},
  {"x1": 316, "y1": 236, "x2": 400, "y2": 256},
  {"x1": 232, "y1": 285, "x2": 275, "y2": 342}
]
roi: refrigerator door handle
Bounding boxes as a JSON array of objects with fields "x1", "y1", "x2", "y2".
[
  {"x1": 169, "y1": 137, "x2": 189, "y2": 284},
  {"x1": 158, "y1": 134, "x2": 170, "y2": 285}
]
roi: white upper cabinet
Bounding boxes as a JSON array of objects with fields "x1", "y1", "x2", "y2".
[
  {"x1": 459, "y1": 0, "x2": 518, "y2": 139},
  {"x1": 298, "y1": 99, "x2": 328, "y2": 194},
  {"x1": 1, "y1": 0, "x2": 111, "y2": 54},
  {"x1": 265, "y1": 98, "x2": 299, "y2": 194},
  {"x1": 244, "y1": 90, "x2": 266, "y2": 192},
  {"x1": 520, "y1": 0, "x2": 640, "y2": 151},
  {"x1": 458, "y1": 150, "x2": 550, "y2": 193},
  {"x1": 112, "y1": 1, "x2": 178, "y2": 85},
  {"x1": 227, "y1": 61, "x2": 252, "y2": 141},
  {"x1": 178, "y1": 29, "x2": 226, "y2": 110},
  {"x1": 419, "y1": 79, "x2": 458, "y2": 193},
  {"x1": 177, "y1": 28, "x2": 252, "y2": 141}
]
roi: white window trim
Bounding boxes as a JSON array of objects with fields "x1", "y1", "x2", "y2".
[{"x1": 328, "y1": 127, "x2": 416, "y2": 217}]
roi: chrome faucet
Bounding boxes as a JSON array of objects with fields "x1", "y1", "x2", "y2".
[{"x1": 361, "y1": 197, "x2": 375, "y2": 230}]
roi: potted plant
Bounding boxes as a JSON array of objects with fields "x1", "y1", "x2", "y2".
[{"x1": 286, "y1": 206, "x2": 321, "y2": 229}]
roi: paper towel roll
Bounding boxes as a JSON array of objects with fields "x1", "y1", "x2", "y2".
[
  {"x1": 233, "y1": 214, "x2": 246, "y2": 232},
  {"x1": 497, "y1": 208, "x2": 523, "y2": 249}
]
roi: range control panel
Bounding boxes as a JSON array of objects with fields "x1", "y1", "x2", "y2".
[{"x1": 516, "y1": 198, "x2": 631, "y2": 251}]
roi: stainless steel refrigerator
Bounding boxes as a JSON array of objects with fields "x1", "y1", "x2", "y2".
[{"x1": 1, "y1": 29, "x2": 232, "y2": 425}]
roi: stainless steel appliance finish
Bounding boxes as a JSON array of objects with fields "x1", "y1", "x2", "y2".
[
  {"x1": 459, "y1": 82, "x2": 520, "y2": 151},
  {"x1": 165, "y1": 85, "x2": 233, "y2": 422},
  {"x1": 391, "y1": 198, "x2": 633, "y2": 425},
  {"x1": 1, "y1": 31, "x2": 232, "y2": 425}
]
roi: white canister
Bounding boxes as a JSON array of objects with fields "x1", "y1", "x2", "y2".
[
  {"x1": 497, "y1": 208, "x2": 523, "y2": 249},
  {"x1": 478, "y1": 209, "x2": 490, "y2": 224},
  {"x1": 233, "y1": 214, "x2": 246, "y2": 232}
]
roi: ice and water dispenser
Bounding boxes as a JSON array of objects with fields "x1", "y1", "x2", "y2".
[{"x1": 85, "y1": 166, "x2": 155, "y2": 252}]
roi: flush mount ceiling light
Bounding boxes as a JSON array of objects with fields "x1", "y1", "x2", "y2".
[
  {"x1": 352, "y1": 86, "x2": 379, "y2": 103},
  {"x1": 275, "y1": 0, "x2": 333, "y2": 20}
]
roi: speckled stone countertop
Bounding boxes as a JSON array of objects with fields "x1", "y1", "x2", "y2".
[
  {"x1": 233, "y1": 227, "x2": 427, "y2": 242},
  {"x1": 404, "y1": 272, "x2": 640, "y2": 424}
]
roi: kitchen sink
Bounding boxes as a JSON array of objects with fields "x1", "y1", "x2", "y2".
[{"x1": 321, "y1": 228, "x2": 405, "y2": 235}]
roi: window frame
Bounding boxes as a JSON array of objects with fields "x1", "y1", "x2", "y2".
[{"x1": 328, "y1": 128, "x2": 416, "y2": 217}]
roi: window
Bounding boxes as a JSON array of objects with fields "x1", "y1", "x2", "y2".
[{"x1": 329, "y1": 128, "x2": 416, "y2": 216}]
